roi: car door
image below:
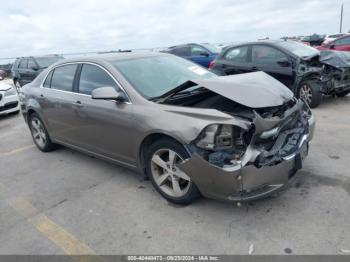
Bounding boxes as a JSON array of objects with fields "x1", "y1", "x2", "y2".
[
  {"x1": 251, "y1": 45, "x2": 294, "y2": 88},
  {"x1": 216, "y1": 45, "x2": 252, "y2": 75},
  {"x1": 189, "y1": 45, "x2": 214, "y2": 68},
  {"x1": 27, "y1": 58, "x2": 40, "y2": 82},
  {"x1": 331, "y1": 36, "x2": 350, "y2": 51},
  {"x1": 17, "y1": 59, "x2": 29, "y2": 85},
  {"x1": 71, "y1": 63, "x2": 138, "y2": 165},
  {"x1": 38, "y1": 64, "x2": 81, "y2": 144}
]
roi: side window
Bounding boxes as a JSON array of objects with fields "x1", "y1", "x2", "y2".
[
  {"x1": 252, "y1": 45, "x2": 287, "y2": 65},
  {"x1": 43, "y1": 70, "x2": 53, "y2": 88},
  {"x1": 18, "y1": 59, "x2": 28, "y2": 69},
  {"x1": 28, "y1": 59, "x2": 37, "y2": 69},
  {"x1": 334, "y1": 36, "x2": 350, "y2": 46},
  {"x1": 224, "y1": 46, "x2": 248, "y2": 62},
  {"x1": 79, "y1": 64, "x2": 119, "y2": 95},
  {"x1": 171, "y1": 47, "x2": 191, "y2": 56},
  {"x1": 50, "y1": 64, "x2": 78, "y2": 92},
  {"x1": 191, "y1": 45, "x2": 208, "y2": 56}
]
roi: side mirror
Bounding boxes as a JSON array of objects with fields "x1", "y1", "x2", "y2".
[
  {"x1": 31, "y1": 65, "x2": 39, "y2": 71},
  {"x1": 277, "y1": 59, "x2": 290, "y2": 67},
  {"x1": 91, "y1": 86, "x2": 128, "y2": 103}
]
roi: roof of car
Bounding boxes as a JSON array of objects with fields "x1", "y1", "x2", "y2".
[{"x1": 54, "y1": 51, "x2": 167, "y2": 64}]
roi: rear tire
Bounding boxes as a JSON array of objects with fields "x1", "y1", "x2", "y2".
[
  {"x1": 336, "y1": 90, "x2": 350, "y2": 97},
  {"x1": 29, "y1": 113, "x2": 57, "y2": 152},
  {"x1": 297, "y1": 81, "x2": 322, "y2": 108},
  {"x1": 145, "y1": 138, "x2": 201, "y2": 205}
]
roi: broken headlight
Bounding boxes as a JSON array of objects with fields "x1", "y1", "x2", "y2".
[{"x1": 196, "y1": 124, "x2": 246, "y2": 151}]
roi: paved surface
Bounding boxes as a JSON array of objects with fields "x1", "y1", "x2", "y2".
[{"x1": 0, "y1": 94, "x2": 350, "y2": 255}]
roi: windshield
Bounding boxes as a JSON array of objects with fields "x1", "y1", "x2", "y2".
[
  {"x1": 276, "y1": 41, "x2": 319, "y2": 58},
  {"x1": 112, "y1": 55, "x2": 216, "y2": 99},
  {"x1": 36, "y1": 56, "x2": 63, "y2": 68},
  {"x1": 201, "y1": 43, "x2": 221, "y2": 54}
]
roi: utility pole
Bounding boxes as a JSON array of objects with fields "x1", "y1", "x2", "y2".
[{"x1": 340, "y1": 3, "x2": 343, "y2": 33}]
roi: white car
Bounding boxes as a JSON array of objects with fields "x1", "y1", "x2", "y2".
[
  {"x1": 0, "y1": 82, "x2": 20, "y2": 115},
  {"x1": 323, "y1": 33, "x2": 349, "y2": 45}
]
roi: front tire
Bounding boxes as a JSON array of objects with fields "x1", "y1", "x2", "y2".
[
  {"x1": 297, "y1": 81, "x2": 322, "y2": 108},
  {"x1": 29, "y1": 113, "x2": 57, "y2": 152},
  {"x1": 145, "y1": 138, "x2": 200, "y2": 205}
]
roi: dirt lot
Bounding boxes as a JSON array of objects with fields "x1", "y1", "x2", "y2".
[{"x1": 0, "y1": 94, "x2": 350, "y2": 255}]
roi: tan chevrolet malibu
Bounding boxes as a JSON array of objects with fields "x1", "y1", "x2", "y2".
[{"x1": 19, "y1": 52, "x2": 315, "y2": 205}]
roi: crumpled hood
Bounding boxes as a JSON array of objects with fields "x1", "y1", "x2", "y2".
[
  {"x1": 192, "y1": 71, "x2": 294, "y2": 108},
  {"x1": 0, "y1": 81, "x2": 12, "y2": 91},
  {"x1": 320, "y1": 50, "x2": 350, "y2": 68}
]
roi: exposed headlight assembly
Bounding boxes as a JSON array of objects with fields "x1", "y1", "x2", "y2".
[
  {"x1": 196, "y1": 124, "x2": 245, "y2": 151},
  {"x1": 4, "y1": 87, "x2": 17, "y2": 97}
]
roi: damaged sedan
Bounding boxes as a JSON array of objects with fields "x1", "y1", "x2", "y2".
[
  {"x1": 210, "y1": 40, "x2": 350, "y2": 108},
  {"x1": 20, "y1": 52, "x2": 315, "y2": 205}
]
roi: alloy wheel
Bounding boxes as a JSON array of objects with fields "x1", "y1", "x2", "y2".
[
  {"x1": 30, "y1": 117, "x2": 47, "y2": 149},
  {"x1": 150, "y1": 149, "x2": 191, "y2": 198},
  {"x1": 299, "y1": 84, "x2": 313, "y2": 105}
]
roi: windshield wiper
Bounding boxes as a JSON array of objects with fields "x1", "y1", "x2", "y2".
[{"x1": 150, "y1": 81, "x2": 199, "y2": 103}]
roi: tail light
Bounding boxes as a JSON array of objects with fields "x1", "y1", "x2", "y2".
[{"x1": 208, "y1": 60, "x2": 216, "y2": 69}]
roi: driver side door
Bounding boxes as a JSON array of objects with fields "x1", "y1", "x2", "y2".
[
  {"x1": 189, "y1": 44, "x2": 213, "y2": 68},
  {"x1": 71, "y1": 63, "x2": 138, "y2": 166},
  {"x1": 251, "y1": 45, "x2": 294, "y2": 88}
]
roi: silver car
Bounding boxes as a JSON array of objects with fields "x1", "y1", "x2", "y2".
[{"x1": 20, "y1": 52, "x2": 315, "y2": 205}]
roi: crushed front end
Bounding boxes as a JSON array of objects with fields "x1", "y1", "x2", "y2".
[{"x1": 179, "y1": 99, "x2": 315, "y2": 202}]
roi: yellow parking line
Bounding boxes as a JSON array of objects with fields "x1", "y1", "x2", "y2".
[
  {"x1": 11, "y1": 197, "x2": 96, "y2": 256},
  {"x1": 0, "y1": 144, "x2": 35, "y2": 157}
]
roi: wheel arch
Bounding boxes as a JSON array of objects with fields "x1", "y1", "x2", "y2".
[{"x1": 138, "y1": 133, "x2": 186, "y2": 176}]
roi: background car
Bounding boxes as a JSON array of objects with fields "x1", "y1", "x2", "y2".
[
  {"x1": 209, "y1": 40, "x2": 324, "y2": 107},
  {"x1": 317, "y1": 34, "x2": 350, "y2": 52},
  {"x1": 0, "y1": 69, "x2": 6, "y2": 80},
  {"x1": 301, "y1": 34, "x2": 326, "y2": 46},
  {"x1": 162, "y1": 43, "x2": 220, "y2": 68},
  {"x1": 0, "y1": 81, "x2": 19, "y2": 115},
  {"x1": 11, "y1": 55, "x2": 64, "y2": 89},
  {"x1": 322, "y1": 33, "x2": 349, "y2": 45}
]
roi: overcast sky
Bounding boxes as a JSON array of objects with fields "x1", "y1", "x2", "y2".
[{"x1": 0, "y1": 0, "x2": 349, "y2": 61}]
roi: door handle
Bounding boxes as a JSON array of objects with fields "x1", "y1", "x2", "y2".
[
  {"x1": 73, "y1": 101, "x2": 83, "y2": 107},
  {"x1": 251, "y1": 66, "x2": 258, "y2": 71},
  {"x1": 38, "y1": 94, "x2": 45, "y2": 99}
]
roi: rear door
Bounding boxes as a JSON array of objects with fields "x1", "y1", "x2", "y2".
[
  {"x1": 215, "y1": 45, "x2": 251, "y2": 75},
  {"x1": 26, "y1": 58, "x2": 40, "y2": 82},
  {"x1": 251, "y1": 45, "x2": 294, "y2": 88},
  {"x1": 17, "y1": 59, "x2": 29, "y2": 85},
  {"x1": 38, "y1": 63, "x2": 80, "y2": 144}
]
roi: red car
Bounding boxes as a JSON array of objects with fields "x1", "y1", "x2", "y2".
[
  {"x1": 317, "y1": 34, "x2": 350, "y2": 52},
  {"x1": 0, "y1": 69, "x2": 7, "y2": 80}
]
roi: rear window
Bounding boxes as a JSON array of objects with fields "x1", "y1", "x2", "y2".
[
  {"x1": 18, "y1": 59, "x2": 28, "y2": 69},
  {"x1": 43, "y1": 70, "x2": 53, "y2": 88},
  {"x1": 50, "y1": 64, "x2": 77, "y2": 92},
  {"x1": 224, "y1": 46, "x2": 248, "y2": 62},
  {"x1": 170, "y1": 47, "x2": 191, "y2": 57}
]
